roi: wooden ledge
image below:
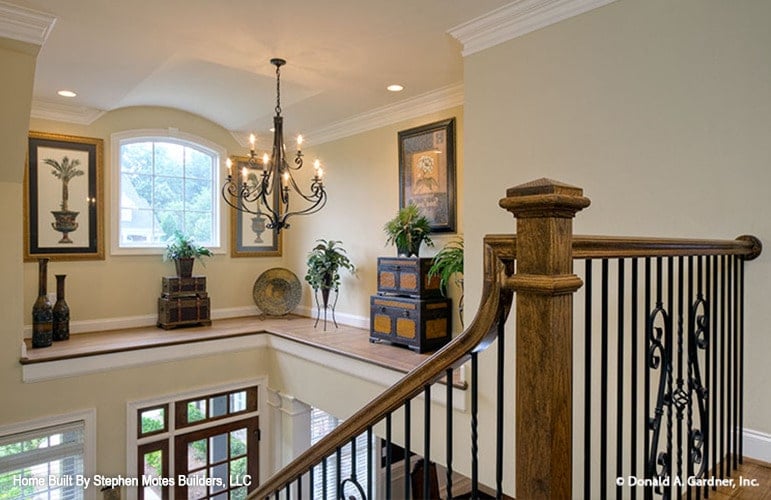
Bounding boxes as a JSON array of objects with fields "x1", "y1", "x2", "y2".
[{"x1": 20, "y1": 315, "x2": 466, "y2": 389}]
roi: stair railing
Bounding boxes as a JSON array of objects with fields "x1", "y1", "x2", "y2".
[{"x1": 249, "y1": 178, "x2": 761, "y2": 499}]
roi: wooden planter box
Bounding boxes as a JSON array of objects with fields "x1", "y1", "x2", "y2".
[
  {"x1": 369, "y1": 295, "x2": 451, "y2": 353},
  {"x1": 158, "y1": 296, "x2": 211, "y2": 329},
  {"x1": 377, "y1": 257, "x2": 440, "y2": 298}
]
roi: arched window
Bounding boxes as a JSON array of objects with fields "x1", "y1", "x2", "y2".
[{"x1": 112, "y1": 130, "x2": 224, "y2": 252}]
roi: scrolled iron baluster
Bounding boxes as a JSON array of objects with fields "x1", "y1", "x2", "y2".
[
  {"x1": 339, "y1": 477, "x2": 367, "y2": 500},
  {"x1": 688, "y1": 295, "x2": 710, "y2": 481},
  {"x1": 647, "y1": 303, "x2": 672, "y2": 498}
]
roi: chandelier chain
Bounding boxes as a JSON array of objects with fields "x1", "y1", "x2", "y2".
[{"x1": 275, "y1": 63, "x2": 282, "y2": 116}]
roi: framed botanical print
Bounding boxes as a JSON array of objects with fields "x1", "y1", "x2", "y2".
[
  {"x1": 398, "y1": 118, "x2": 457, "y2": 233},
  {"x1": 24, "y1": 131, "x2": 104, "y2": 261},
  {"x1": 229, "y1": 156, "x2": 282, "y2": 257}
]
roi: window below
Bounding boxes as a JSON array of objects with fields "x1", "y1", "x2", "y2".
[
  {"x1": 132, "y1": 384, "x2": 260, "y2": 500},
  {"x1": 0, "y1": 419, "x2": 87, "y2": 500},
  {"x1": 111, "y1": 130, "x2": 225, "y2": 254}
]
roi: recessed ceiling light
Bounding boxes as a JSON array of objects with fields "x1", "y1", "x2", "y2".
[
  {"x1": 387, "y1": 84, "x2": 404, "y2": 92},
  {"x1": 57, "y1": 90, "x2": 77, "y2": 97}
]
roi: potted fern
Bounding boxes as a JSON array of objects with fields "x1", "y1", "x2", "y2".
[
  {"x1": 305, "y1": 239, "x2": 356, "y2": 329},
  {"x1": 163, "y1": 230, "x2": 212, "y2": 278},
  {"x1": 428, "y1": 237, "x2": 464, "y2": 327},
  {"x1": 383, "y1": 204, "x2": 433, "y2": 257}
]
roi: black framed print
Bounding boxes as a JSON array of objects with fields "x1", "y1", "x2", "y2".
[
  {"x1": 398, "y1": 118, "x2": 456, "y2": 233},
  {"x1": 24, "y1": 131, "x2": 104, "y2": 261}
]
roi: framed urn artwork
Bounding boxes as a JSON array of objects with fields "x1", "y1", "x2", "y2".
[
  {"x1": 228, "y1": 156, "x2": 282, "y2": 257},
  {"x1": 24, "y1": 131, "x2": 105, "y2": 261},
  {"x1": 398, "y1": 118, "x2": 457, "y2": 233}
]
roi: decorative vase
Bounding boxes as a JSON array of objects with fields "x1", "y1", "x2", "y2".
[
  {"x1": 53, "y1": 274, "x2": 70, "y2": 341},
  {"x1": 175, "y1": 258, "x2": 194, "y2": 278},
  {"x1": 32, "y1": 258, "x2": 53, "y2": 348}
]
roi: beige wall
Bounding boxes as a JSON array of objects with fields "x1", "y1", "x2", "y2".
[
  {"x1": 287, "y1": 106, "x2": 464, "y2": 322},
  {"x1": 463, "y1": 1, "x2": 771, "y2": 481},
  {"x1": 25, "y1": 107, "x2": 285, "y2": 322}
]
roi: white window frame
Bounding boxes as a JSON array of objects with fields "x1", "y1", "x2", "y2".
[
  {"x1": 110, "y1": 128, "x2": 227, "y2": 256},
  {"x1": 0, "y1": 409, "x2": 97, "y2": 500}
]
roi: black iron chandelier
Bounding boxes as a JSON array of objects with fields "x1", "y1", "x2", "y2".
[{"x1": 222, "y1": 58, "x2": 327, "y2": 232}]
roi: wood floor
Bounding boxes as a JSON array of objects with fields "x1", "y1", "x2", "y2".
[{"x1": 702, "y1": 458, "x2": 771, "y2": 499}]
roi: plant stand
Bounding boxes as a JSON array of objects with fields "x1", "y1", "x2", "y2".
[{"x1": 314, "y1": 287, "x2": 339, "y2": 331}]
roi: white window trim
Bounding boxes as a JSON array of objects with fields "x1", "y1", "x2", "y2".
[
  {"x1": 0, "y1": 408, "x2": 97, "y2": 500},
  {"x1": 125, "y1": 377, "x2": 268, "y2": 500},
  {"x1": 110, "y1": 128, "x2": 228, "y2": 256}
]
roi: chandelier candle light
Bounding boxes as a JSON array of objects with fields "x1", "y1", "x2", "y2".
[{"x1": 222, "y1": 58, "x2": 327, "y2": 232}]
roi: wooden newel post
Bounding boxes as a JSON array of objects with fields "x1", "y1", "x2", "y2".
[{"x1": 499, "y1": 178, "x2": 590, "y2": 499}]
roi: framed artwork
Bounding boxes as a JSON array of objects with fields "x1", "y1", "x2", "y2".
[
  {"x1": 229, "y1": 156, "x2": 282, "y2": 257},
  {"x1": 24, "y1": 131, "x2": 104, "y2": 261},
  {"x1": 398, "y1": 118, "x2": 457, "y2": 233}
]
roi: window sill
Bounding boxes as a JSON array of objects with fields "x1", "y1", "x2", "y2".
[{"x1": 20, "y1": 315, "x2": 467, "y2": 399}]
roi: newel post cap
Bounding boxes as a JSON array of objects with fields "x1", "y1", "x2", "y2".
[{"x1": 499, "y1": 178, "x2": 591, "y2": 218}]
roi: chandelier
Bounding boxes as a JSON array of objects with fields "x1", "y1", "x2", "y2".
[{"x1": 222, "y1": 58, "x2": 327, "y2": 232}]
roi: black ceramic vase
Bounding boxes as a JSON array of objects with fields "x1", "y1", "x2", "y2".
[
  {"x1": 32, "y1": 258, "x2": 53, "y2": 348},
  {"x1": 53, "y1": 274, "x2": 70, "y2": 341}
]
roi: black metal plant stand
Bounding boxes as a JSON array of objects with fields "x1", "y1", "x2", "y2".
[{"x1": 314, "y1": 287, "x2": 339, "y2": 331}]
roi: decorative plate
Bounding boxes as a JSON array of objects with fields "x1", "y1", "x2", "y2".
[{"x1": 253, "y1": 268, "x2": 302, "y2": 316}]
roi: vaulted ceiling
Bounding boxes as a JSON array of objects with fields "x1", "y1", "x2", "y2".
[{"x1": 3, "y1": 0, "x2": 615, "y2": 144}]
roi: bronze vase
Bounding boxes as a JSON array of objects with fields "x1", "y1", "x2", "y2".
[
  {"x1": 32, "y1": 258, "x2": 53, "y2": 348},
  {"x1": 53, "y1": 274, "x2": 70, "y2": 341}
]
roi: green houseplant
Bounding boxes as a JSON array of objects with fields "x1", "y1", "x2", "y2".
[
  {"x1": 383, "y1": 204, "x2": 434, "y2": 257},
  {"x1": 305, "y1": 239, "x2": 355, "y2": 330},
  {"x1": 163, "y1": 230, "x2": 212, "y2": 278},
  {"x1": 429, "y1": 237, "x2": 464, "y2": 327}
]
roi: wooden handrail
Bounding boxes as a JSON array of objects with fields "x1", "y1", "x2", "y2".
[
  {"x1": 248, "y1": 242, "x2": 513, "y2": 499},
  {"x1": 486, "y1": 234, "x2": 762, "y2": 261}
]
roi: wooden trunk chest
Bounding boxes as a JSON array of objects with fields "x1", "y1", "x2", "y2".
[
  {"x1": 369, "y1": 295, "x2": 451, "y2": 353},
  {"x1": 158, "y1": 296, "x2": 211, "y2": 329},
  {"x1": 161, "y1": 276, "x2": 207, "y2": 298},
  {"x1": 377, "y1": 257, "x2": 440, "y2": 298}
]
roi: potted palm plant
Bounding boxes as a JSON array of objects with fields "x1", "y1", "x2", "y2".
[
  {"x1": 163, "y1": 230, "x2": 212, "y2": 278},
  {"x1": 45, "y1": 155, "x2": 84, "y2": 243},
  {"x1": 305, "y1": 239, "x2": 356, "y2": 330},
  {"x1": 383, "y1": 204, "x2": 433, "y2": 257},
  {"x1": 428, "y1": 237, "x2": 464, "y2": 327}
]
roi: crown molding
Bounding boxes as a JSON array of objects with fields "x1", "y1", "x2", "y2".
[
  {"x1": 0, "y1": 1, "x2": 56, "y2": 46},
  {"x1": 30, "y1": 98, "x2": 105, "y2": 125},
  {"x1": 448, "y1": 0, "x2": 617, "y2": 57},
  {"x1": 301, "y1": 82, "x2": 464, "y2": 146}
]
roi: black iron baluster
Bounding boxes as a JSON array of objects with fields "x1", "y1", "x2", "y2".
[
  {"x1": 367, "y1": 426, "x2": 373, "y2": 500},
  {"x1": 424, "y1": 385, "x2": 431, "y2": 500},
  {"x1": 297, "y1": 476, "x2": 302, "y2": 499},
  {"x1": 601, "y1": 258, "x2": 609, "y2": 500},
  {"x1": 676, "y1": 256, "x2": 685, "y2": 495},
  {"x1": 644, "y1": 257, "x2": 651, "y2": 500},
  {"x1": 496, "y1": 310, "x2": 505, "y2": 500},
  {"x1": 471, "y1": 351, "x2": 479, "y2": 499},
  {"x1": 719, "y1": 254, "x2": 726, "y2": 480},
  {"x1": 309, "y1": 463, "x2": 314, "y2": 500},
  {"x1": 710, "y1": 255, "x2": 718, "y2": 492},
  {"x1": 405, "y1": 400, "x2": 411, "y2": 500},
  {"x1": 617, "y1": 258, "x2": 625, "y2": 500},
  {"x1": 446, "y1": 367, "x2": 454, "y2": 500},
  {"x1": 666, "y1": 256, "x2": 674, "y2": 500},
  {"x1": 351, "y1": 437, "x2": 357, "y2": 491},
  {"x1": 734, "y1": 254, "x2": 740, "y2": 471},
  {"x1": 323, "y1": 450, "x2": 328, "y2": 500},
  {"x1": 738, "y1": 257, "x2": 745, "y2": 465},
  {"x1": 336, "y1": 447, "x2": 342, "y2": 500},
  {"x1": 584, "y1": 259, "x2": 593, "y2": 500},
  {"x1": 726, "y1": 254, "x2": 733, "y2": 475},
  {"x1": 385, "y1": 414, "x2": 392, "y2": 499},
  {"x1": 702, "y1": 255, "x2": 711, "y2": 500},
  {"x1": 686, "y1": 256, "x2": 694, "y2": 500},
  {"x1": 631, "y1": 258, "x2": 639, "y2": 500}
]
